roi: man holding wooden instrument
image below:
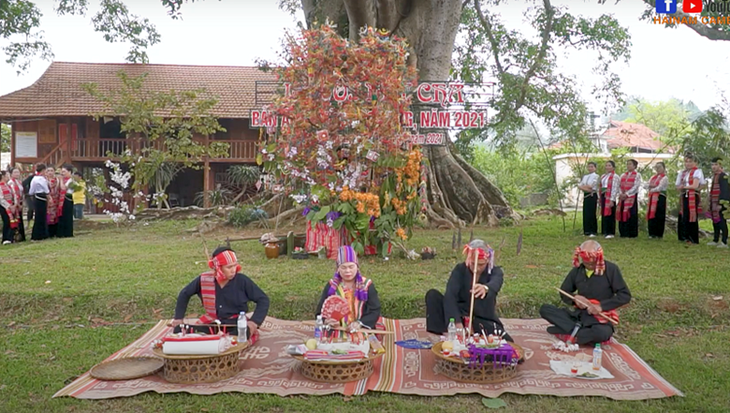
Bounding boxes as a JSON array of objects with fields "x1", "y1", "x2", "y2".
[
  {"x1": 539, "y1": 240, "x2": 631, "y2": 345},
  {"x1": 425, "y1": 239, "x2": 513, "y2": 342}
]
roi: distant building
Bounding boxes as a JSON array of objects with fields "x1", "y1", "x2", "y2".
[
  {"x1": 0, "y1": 61, "x2": 276, "y2": 209},
  {"x1": 552, "y1": 120, "x2": 674, "y2": 207}
]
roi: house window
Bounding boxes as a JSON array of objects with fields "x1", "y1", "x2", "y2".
[{"x1": 99, "y1": 117, "x2": 124, "y2": 139}]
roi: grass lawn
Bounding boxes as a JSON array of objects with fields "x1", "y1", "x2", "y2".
[{"x1": 0, "y1": 215, "x2": 728, "y2": 413}]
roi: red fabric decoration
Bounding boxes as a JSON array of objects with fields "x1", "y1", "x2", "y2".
[
  {"x1": 601, "y1": 172, "x2": 617, "y2": 217},
  {"x1": 572, "y1": 246, "x2": 606, "y2": 275},
  {"x1": 679, "y1": 167, "x2": 699, "y2": 222},
  {"x1": 647, "y1": 173, "x2": 665, "y2": 220},
  {"x1": 617, "y1": 171, "x2": 637, "y2": 222},
  {"x1": 208, "y1": 250, "x2": 241, "y2": 283},
  {"x1": 321, "y1": 295, "x2": 351, "y2": 321},
  {"x1": 588, "y1": 299, "x2": 619, "y2": 325}
]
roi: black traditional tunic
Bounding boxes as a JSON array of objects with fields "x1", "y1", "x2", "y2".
[
  {"x1": 540, "y1": 260, "x2": 631, "y2": 345},
  {"x1": 174, "y1": 273, "x2": 270, "y2": 327},
  {"x1": 426, "y1": 263, "x2": 511, "y2": 340}
]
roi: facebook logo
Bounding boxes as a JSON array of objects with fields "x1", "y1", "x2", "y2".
[{"x1": 656, "y1": 0, "x2": 677, "y2": 13}]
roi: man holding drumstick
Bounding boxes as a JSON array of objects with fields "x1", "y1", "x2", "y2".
[{"x1": 539, "y1": 240, "x2": 631, "y2": 345}]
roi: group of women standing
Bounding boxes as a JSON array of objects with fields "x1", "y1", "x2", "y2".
[{"x1": 0, "y1": 163, "x2": 77, "y2": 244}]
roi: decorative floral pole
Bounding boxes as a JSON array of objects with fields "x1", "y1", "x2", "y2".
[{"x1": 260, "y1": 24, "x2": 426, "y2": 258}]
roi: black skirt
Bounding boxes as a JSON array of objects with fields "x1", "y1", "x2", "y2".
[
  {"x1": 57, "y1": 195, "x2": 74, "y2": 238},
  {"x1": 31, "y1": 194, "x2": 49, "y2": 241}
]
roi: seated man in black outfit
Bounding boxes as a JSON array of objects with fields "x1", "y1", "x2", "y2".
[
  {"x1": 540, "y1": 240, "x2": 631, "y2": 345},
  {"x1": 172, "y1": 247, "x2": 269, "y2": 342},
  {"x1": 425, "y1": 239, "x2": 512, "y2": 342}
]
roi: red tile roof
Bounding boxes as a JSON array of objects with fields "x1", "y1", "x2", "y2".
[
  {"x1": 603, "y1": 120, "x2": 671, "y2": 152},
  {"x1": 0, "y1": 61, "x2": 277, "y2": 119}
]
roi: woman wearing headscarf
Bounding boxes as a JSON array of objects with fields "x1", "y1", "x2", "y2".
[
  {"x1": 425, "y1": 239, "x2": 513, "y2": 342},
  {"x1": 172, "y1": 247, "x2": 270, "y2": 342},
  {"x1": 315, "y1": 245, "x2": 382, "y2": 332}
]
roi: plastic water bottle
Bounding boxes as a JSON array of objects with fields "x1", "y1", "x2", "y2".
[
  {"x1": 447, "y1": 318, "x2": 457, "y2": 342},
  {"x1": 592, "y1": 343, "x2": 602, "y2": 371},
  {"x1": 237, "y1": 312, "x2": 248, "y2": 344},
  {"x1": 314, "y1": 315, "x2": 324, "y2": 341}
]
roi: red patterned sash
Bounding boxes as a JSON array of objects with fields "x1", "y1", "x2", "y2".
[
  {"x1": 617, "y1": 171, "x2": 637, "y2": 222},
  {"x1": 199, "y1": 272, "x2": 219, "y2": 324},
  {"x1": 679, "y1": 167, "x2": 698, "y2": 222},
  {"x1": 601, "y1": 172, "x2": 616, "y2": 217},
  {"x1": 711, "y1": 172, "x2": 722, "y2": 222},
  {"x1": 647, "y1": 174, "x2": 665, "y2": 220}
]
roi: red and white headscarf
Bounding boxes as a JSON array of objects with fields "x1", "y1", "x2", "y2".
[
  {"x1": 462, "y1": 240, "x2": 495, "y2": 274},
  {"x1": 572, "y1": 244, "x2": 606, "y2": 275},
  {"x1": 208, "y1": 249, "x2": 241, "y2": 283}
]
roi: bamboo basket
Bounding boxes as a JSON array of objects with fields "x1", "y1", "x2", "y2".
[
  {"x1": 431, "y1": 341, "x2": 523, "y2": 384},
  {"x1": 152, "y1": 342, "x2": 249, "y2": 384},
  {"x1": 292, "y1": 352, "x2": 384, "y2": 383}
]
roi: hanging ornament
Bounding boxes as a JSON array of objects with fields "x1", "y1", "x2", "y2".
[{"x1": 366, "y1": 150, "x2": 380, "y2": 162}]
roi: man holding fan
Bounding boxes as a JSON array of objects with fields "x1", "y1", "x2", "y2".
[{"x1": 425, "y1": 239, "x2": 513, "y2": 342}]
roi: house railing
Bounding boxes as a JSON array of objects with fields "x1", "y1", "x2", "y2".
[{"x1": 70, "y1": 137, "x2": 258, "y2": 162}]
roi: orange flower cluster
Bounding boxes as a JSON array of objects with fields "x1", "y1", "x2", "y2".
[
  {"x1": 390, "y1": 197, "x2": 407, "y2": 215},
  {"x1": 395, "y1": 227, "x2": 407, "y2": 240},
  {"x1": 394, "y1": 149, "x2": 422, "y2": 189},
  {"x1": 340, "y1": 187, "x2": 381, "y2": 217}
]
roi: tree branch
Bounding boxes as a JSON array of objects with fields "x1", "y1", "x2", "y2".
[
  {"x1": 343, "y1": 0, "x2": 377, "y2": 40},
  {"x1": 514, "y1": 0, "x2": 554, "y2": 111},
  {"x1": 474, "y1": 0, "x2": 505, "y2": 74}
]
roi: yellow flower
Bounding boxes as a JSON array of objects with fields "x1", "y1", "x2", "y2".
[{"x1": 356, "y1": 202, "x2": 366, "y2": 213}]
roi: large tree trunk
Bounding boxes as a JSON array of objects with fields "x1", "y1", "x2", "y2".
[{"x1": 301, "y1": 0, "x2": 517, "y2": 227}]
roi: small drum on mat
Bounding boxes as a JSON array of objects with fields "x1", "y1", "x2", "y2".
[
  {"x1": 152, "y1": 342, "x2": 249, "y2": 384},
  {"x1": 292, "y1": 353, "x2": 383, "y2": 383},
  {"x1": 432, "y1": 341, "x2": 524, "y2": 384}
]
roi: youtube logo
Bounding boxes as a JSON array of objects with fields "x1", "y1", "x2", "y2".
[{"x1": 683, "y1": 0, "x2": 703, "y2": 13}]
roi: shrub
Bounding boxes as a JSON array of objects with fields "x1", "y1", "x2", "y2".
[{"x1": 228, "y1": 205, "x2": 268, "y2": 227}]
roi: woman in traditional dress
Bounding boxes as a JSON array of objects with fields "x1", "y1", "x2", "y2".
[
  {"x1": 45, "y1": 166, "x2": 64, "y2": 238},
  {"x1": 646, "y1": 162, "x2": 668, "y2": 239},
  {"x1": 7, "y1": 167, "x2": 26, "y2": 242},
  {"x1": 57, "y1": 164, "x2": 75, "y2": 238},
  {"x1": 29, "y1": 164, "x2": 50, "y2": 241},
  {"x1": 315, "y1": 246, "x2": 382, "y2": 333},
  {"x1": 0, "y1": 170, "x2": 18, "y2": 245}
]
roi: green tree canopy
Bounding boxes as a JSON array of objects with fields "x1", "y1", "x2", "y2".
[{"x1": 1, "y1": 123, "x2": 10, "y2": 152}]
